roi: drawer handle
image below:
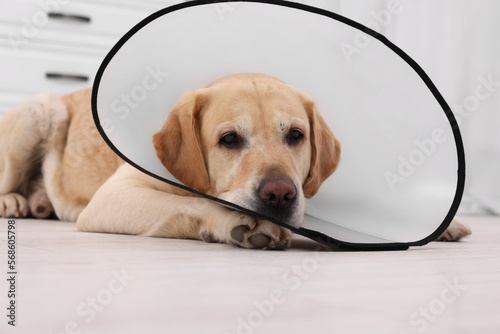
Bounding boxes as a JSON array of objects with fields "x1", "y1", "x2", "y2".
[
  {"x1": 46, "y1": 72, "x2": 89, "y2": 82},
  {"x1": 47, "y1": 12, "x2": 91, "y2": 23}
]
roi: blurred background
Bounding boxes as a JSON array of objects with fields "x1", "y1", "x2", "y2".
[{"x1": 0, "y1": 0, "x2": 498, "y2": 216}]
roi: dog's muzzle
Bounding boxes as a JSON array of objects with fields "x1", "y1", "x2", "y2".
[{"x1": 254, "y1": 176, "x2": 298, "y2": 223}]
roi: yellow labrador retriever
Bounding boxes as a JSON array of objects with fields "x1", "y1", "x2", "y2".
[{"x1": 0, "y1": 74, "x2": 469, "y2": 248}]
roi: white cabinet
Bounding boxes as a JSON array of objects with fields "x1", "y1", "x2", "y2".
[{"x1": 0, "y1": 0, "x2": 184, "y2": 115}]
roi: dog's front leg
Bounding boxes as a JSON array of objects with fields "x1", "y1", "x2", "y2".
[{"x1": 77, "y1": 165, "x2": 291, "y2": 249}]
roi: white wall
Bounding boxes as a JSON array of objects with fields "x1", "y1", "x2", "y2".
[{"x1": 300, "y1": 0, "x2": 500, "y2": 215}]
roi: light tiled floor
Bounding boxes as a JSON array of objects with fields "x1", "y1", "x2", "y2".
[{"x1": 1, "y1": 215, "x2": 499, "y2": 334}]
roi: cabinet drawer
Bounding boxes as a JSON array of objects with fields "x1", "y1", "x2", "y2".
[
  {"x1": 0, "y1": 42, "x2": 102, "y2": 96},
  {"x1": 0, "y1": 0, "x2": 156, "y2": 50}
]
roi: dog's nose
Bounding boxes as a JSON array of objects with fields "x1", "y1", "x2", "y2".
[{"x1": 258, "y1": 177, "x2": 297, "y2": 209}]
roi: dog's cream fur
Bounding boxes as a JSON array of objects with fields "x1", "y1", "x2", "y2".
[{"x1": 0, "y1": 74, "x2": 470, "y2": 248}]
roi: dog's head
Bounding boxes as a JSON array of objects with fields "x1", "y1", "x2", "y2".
[{"x1": 153, "y1": 74, "x2": 340, "y2": 228}]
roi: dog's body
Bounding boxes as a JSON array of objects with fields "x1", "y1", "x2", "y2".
[{"x1": 0, "y1": 74, "x2": 470, "y2": 248}]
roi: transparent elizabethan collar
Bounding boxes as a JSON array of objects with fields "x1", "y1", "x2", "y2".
[{"x1": 92, "y1": 1, "x2": 465, "y2": 250}]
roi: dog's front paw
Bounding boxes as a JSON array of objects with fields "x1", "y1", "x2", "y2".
[
  {"x1": 226, "y1": 215, "x2": 291, "y2": 250},
  {"x1": 437, "y1": 217, "x2": 471, "y2": 241},
  {"x1": 0, "y1": 193, "x2": 29, "y2": 218},
  {"x1": 199, "y1": 212, "x2": 292, "y2": 250}
]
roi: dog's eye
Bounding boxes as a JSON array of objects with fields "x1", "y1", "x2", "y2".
[
  {"x1": 219, "y1": 132, "x2": 241, "y2": 149},
  {"x1": 288, "y1": 129, "x2": 304, "y2": 145}
]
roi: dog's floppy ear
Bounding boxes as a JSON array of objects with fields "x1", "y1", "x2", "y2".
[
  {"x1": 153, "y1": 90, "x2": 210, "y2": 193},
  {"x1": 301, "y1": 95, "x2": 341, "y2": 198}
]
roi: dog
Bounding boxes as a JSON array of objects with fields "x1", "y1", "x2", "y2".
[{"x1": 0, "y1": 74, "x2": 470, "y2": 249}]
